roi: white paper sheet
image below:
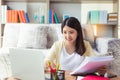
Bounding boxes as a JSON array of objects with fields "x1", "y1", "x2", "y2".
[
  {"x1": 70, "y1": 55, "x2": 114, "y2": 75},
  {"x1": 77, "y1": 76, "x2": 84, "y2": 80}
]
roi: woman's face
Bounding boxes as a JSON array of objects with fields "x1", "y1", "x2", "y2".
[{"x1": 63, "y1": 25, "x2": 78, "y2": 44}]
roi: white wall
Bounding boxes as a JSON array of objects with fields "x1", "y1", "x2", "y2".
[{"x1": 6, "y1": 2, "x2": 27, "y2": 11}]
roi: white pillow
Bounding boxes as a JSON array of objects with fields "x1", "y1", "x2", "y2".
[
  {"x1": 96, "y1": 37, "x2": 116, "y2": 54},
  {"x1": 17, "y1": 24, "x2": 48, "y2": 49},
  {"x1": 2, "y1": 23, "x2": 21, "y2": 48}
]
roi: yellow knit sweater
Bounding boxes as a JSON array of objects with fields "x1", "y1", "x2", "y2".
[{"x1": 44, "y1": 40, "x2": 96, "y2": 65}]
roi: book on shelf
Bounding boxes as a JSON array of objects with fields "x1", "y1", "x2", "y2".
[
  {"x1": 54, "y1": 12, "x2": 59, "y2": 23},
  {"x1": 52, "y1": 9, "x2": 55, "y2": 23},
  {"x1": 49, "y1": 9, "x2": 60, "y2": 24},
  {"x1": 24, "y1": 13, "x2": 30, "y2": 23},
  {"x1": 108, "y1": 12, "x2": 117, "y2": 22},
  {"x1": 89, "y1": 10, "x2": 100, "y2": 24},
  {"x1": 6, "y1": 10, "x2": 29, "y2": 23},
  {"x1": 108, "y1": 12, "x2": 117, "y2": 16},
  {"x1": 107, "y1": 21, "x2": 117, "y2": 25},
  {"x1": 89, "y1": 10, "x2": 108, "y2": 24},
  {"x1": 108, "y1": 18, "x2": 117, "y2": 21},
  {"x1": 1, "y1": 5, "x2": 10, "y2": 23},
  {"x1": 70, "y1": 55, "x2": 114, "y2": 75},
  {"x1": 63, "y1": 14, "x2": 70, "y2": 21},
  {"x1": 18, "y1": 10, "x2": 26, "y2": 23},
  {"x1": 7, "y1": 10, "x2": 19, "y2": 23},
  {"x1": 49, "y1": 9, "x2": 52, "y2": 23},
  {"x1": 99, "y1": 10, "x2": 107, "y2": 24},
  {"x1": 12, "y1": 10, "x2": 18, "y2": 23},
  {"x1": 7, "y1": 10, "x2": 12, "y2": 23}
]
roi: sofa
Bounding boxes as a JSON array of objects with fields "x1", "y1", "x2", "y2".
[{"x1": 0, "y1": 23, "x2": 116, "y2": 79}]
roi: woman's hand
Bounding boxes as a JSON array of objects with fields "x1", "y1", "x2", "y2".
[
  {"x1": 65, "y1": 71, "x2": 76, "y2": 80},
  {"x1": 95, "y1": 65, "x2": 108, "y2": 76}
]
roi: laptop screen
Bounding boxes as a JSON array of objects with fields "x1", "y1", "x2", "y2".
[{"x1": 9, "y1": 48, "x2": 45, "y2": 80}]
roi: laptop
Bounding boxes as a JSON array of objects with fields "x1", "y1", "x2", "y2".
[{"x1": 9, "y1": 48, "x2": 45, "y2": 80}]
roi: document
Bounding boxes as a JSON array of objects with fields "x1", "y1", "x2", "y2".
[
  {"x1": 70, "y1": 55, "x2": 114, "y2": 75},
  {"x1": 77, "y1": 76, "x2": 84, "y2": 80}
]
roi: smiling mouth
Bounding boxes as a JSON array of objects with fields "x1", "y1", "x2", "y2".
[{"x1": 66, "y1": 39, "x2": 72, "y2": 41}]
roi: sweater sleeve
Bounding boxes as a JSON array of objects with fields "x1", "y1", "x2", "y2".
[{"x1": 44, "y1": 42, "x2": 57, "y2": 65}]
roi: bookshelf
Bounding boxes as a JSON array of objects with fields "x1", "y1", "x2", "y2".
[
  {"x1": 49, "y1": 0, "x2": 119, "y2": 38},
  {"x1": 0, "y1": 0, "x2": 119, "y2": 47},
  {"x1": 0, "y1": 0, "x2": 3, "y2": 47}
]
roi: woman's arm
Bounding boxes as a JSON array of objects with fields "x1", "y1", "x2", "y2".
[{"x1": 44, "y1": 42, "x2": 57, "y2": 66}]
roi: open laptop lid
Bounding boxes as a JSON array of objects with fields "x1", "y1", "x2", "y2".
[{"x1": 9, "y1": 48, "x2": 45, "y2": 80}]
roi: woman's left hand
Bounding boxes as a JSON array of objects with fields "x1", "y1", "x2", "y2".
[{"x1": 95, "y1": 65, "x2": 108, "y2": 76}]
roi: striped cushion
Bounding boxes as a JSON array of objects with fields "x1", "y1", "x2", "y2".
[{"x1": 108, "y1": 39, "x2": 120, "y2": 75}]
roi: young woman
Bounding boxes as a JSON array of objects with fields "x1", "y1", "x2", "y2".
[{"x1": 44, "y1": 17, "x2": 107, "y2": 75}]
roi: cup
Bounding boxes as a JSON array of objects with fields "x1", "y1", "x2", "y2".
[{"x1": 57, "y1": 70, "x2": 65, "y2": 80}]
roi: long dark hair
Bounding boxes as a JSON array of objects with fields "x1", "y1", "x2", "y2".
[{"x1": 61, "y1": 17, "x2": 86, "y2": 56}]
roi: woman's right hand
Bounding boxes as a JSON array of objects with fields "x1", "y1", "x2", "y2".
[{"x1": 95, "y1": 65, "x2": 107, "y2": 76}]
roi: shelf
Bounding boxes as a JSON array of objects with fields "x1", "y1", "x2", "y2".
[
  {"x1": 4, "y1": 0, "x2": 116, "y2": 3},
  {"x1": 80, "y1": 0, "x2": 116, "y2": 3},
  {"x1": 90, "y1": 23, "x2": 118, "y2": 26},
  {"x1": 50, "y1": 0, "x2": 117, "y2": 3},
  {"x1": 4, "y1": 0, "x2": 46, "y2": 2}
]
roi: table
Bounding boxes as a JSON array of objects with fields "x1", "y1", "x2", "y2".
[
  {"x1": 45, "y1": 71, "x2": 120, "y2": 80},
  {"x1": 5, "y1": 71, "x2": 120, "y2": 80},
  {"x1": 65, "y1": 73, "x2": 120, "y2": 80},
  {"x1": 110, "y1": 77, "x2": 120, "y2": 80}
]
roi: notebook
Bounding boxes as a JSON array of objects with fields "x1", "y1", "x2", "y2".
[{"x1": 9, "y1": 48, "x2": 45, "y2": 80}]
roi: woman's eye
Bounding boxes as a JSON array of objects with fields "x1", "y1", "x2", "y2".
[
  {"x1": 70, "y1": 31, "x2": 74, "y2": 34},
  {"x1": 63, "y1": 31, "x2": 66, "y2": 34}
]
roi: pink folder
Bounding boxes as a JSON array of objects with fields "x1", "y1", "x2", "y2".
[{"x1": 82, "y1": 75, "x2": 110, "y2": 80}]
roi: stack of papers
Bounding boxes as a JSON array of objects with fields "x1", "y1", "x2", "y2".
[{"x1": 70, "y1": 55, "x2": 114, "y2": 75}]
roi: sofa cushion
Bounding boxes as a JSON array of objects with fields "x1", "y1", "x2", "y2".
[
  {"x1": 17, "y1": 23, "x2": 48, "y2": 49},
  {"x1": 47, "y1": 24, "x2": 63, "y2": 48},
  {"x1": 2, "y1": 23, "x2": 21, "y2": 48},
  {"x1": 96, "y1": 37, "x2": 116, "y2": 54},
  {"x1": 107, "y1": 39, "x2": 120, "y2": 75},
  {"x1": 2, "y1": 23, "x2": 96, "y2": 49}
]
